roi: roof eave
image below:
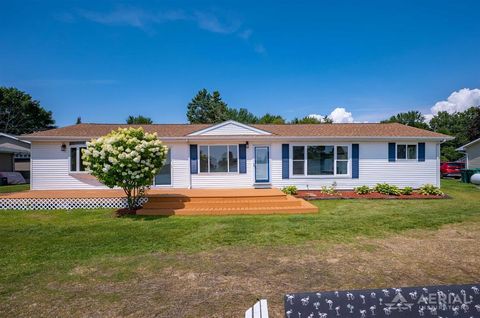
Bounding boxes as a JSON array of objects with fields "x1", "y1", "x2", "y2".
[{"x1": 23, "y1": 135, "x2": 454, "y2": 142}]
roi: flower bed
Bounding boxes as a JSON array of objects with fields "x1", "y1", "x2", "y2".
[{"x1": 296, "y1": 190, "x2": 447, "y2": 200}]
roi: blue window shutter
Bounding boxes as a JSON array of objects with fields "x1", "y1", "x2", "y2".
[
  {"x1": 190, "y1": 144, "x2": 198, "y2": 174},
  {"x1": 352, "y1": 144, "x2": 359, "y2": 179},
  {"x1": 418, "y1": 142, "x2": 425, "y2": 162},
  {"x1": 388, "y1": 143, "x2": 396, "y2": 162},
  {"x1": 282, "y1": 144, "x2": 289, "y2": 179},
  {"x1": 239, "y1": 144, "x2": 247, "y2": 173}
]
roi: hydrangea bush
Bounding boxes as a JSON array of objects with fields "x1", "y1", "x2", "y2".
[{"x1": 82, "y1": 127, "x2": 168, "y2": 211}]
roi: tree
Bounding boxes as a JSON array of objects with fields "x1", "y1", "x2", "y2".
[
  {"x1": 258, "y1": 113, "x2": 285, "y2": 124},
  {"x1": 0, "y1": 87, "x2": 55, "y2": 135},
  {"x1": 76, "y1": 116, "x2": 82, "y2": 124},
  {"x1": 381, "y1": 110, "x2": 429, "y2": 130},
  {"x1": 82, "y1": 127, "x2": 168, "y2": 212},
  {"x1": 430, "y1": 106, "x2": 480, "y2": 161},
  {"x1": 466, "y1": 106, "x2": 480, "y2": 141},
  {"x1": 290, "y1": 115, "x2": 333, "y2": 124},
  {"x1": 126, "y1": 115, "x2": 153, "y2": 124},
  {"x1": 226, "y1": 107, "x2": 258, "y2": 124},
  {"x1": 187, "y1": 89, "x2": 228, "y2": 124}
]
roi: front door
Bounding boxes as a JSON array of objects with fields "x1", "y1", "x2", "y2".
[{"x1": 254, "y1": 146, "x2": 270, "y2": 183}]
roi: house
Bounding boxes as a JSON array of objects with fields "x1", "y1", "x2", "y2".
[
  {"x1": 0, "y1": 133, "x2": 31, "y2": 183},
  {"x1": 20, "y1": 120, "x2": 453, "y2": 190},
  {"x1": 457, "y1": 137, "x2": 480, "y2": 169}
]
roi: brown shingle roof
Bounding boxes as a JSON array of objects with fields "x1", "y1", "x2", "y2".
[{"x1": 21, "y1": 122, "x2": 452, "y2": 140}]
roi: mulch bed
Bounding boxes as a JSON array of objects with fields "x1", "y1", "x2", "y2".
[
  {"x1": 115, "y1": 207, "x2": 142, "y2": 217},
  {"x1": 296, "y1": 190, "x2": 447, "y2": 200}
]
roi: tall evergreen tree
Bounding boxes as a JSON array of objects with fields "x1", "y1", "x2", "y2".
[
  {"x1": 0, "y1": 87, "x2": 55, "y2": 135},
  {"x1": 186, "y1": 89, "x2": 228, "y2": 124},
  {"x1": 76, "y1": 116, "x2": 82, "y2": 124}
]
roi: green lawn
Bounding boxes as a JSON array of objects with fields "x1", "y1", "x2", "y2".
[
  {"x1": 0, "y1": 180, "x2": 479, "y2": 300},
  {"x1": 0, "y1": 184, "x2": 29, "y2": 193}
]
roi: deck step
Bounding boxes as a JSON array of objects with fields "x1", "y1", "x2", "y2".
[
  {"x1": 146, "y1": 194, "x2": 287, "y2": 203},
  {"x1": 139, "y1": 188, "x2": 317, "y2": 216},
  {"x1": 144, "y1": 197, "x2": 302, "y2": 209},
  {"x1": 138, "y1": 198, "x2": 317, "y2": 216}
]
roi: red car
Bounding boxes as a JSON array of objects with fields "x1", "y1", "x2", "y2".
[{"x1": 440, "y1": 162, "x2": 465, "y2": 178}]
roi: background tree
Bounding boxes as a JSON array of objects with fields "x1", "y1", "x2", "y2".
[
  {"x1": 290, "y1": 115, "x2": 333, "y2": 124},
  {"x1": 381, "y1": 110, "x2": 429, "y2": 129},
  {"x1": 76, "y1": 116, "x2": 82, "y2": 124},
  {"x1": 430, "y1": 106, "x2": 480, "y2": 161},
  {"x1": 226, "y1": 107, "x2": 258, "y2": 124},
  {"x1": 257, "y1": 113, "x2": 285, "y2": 124},
  {"x1": 126, "y1": 115, "x2": 153, "y2": 124},
  {"x1": 465, "y1": 106, "x2": 480, "y2": 141},
  {"x1": 0, "y1": 87, "x2": 55, "y2": 135},
  {"x1": 187, "y1": 89, "x2": 228, "y2": 124}
]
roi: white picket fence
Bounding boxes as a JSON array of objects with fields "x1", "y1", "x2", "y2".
[{"x1": 245, "y1": 299, "x2": 268, "y2": 318}]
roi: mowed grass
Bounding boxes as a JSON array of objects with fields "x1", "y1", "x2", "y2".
[
  {"x1": 0, "y1": 184, "x2": 29, "y2": 193},
  {"x1": 0, "y1": 180, "x2": 478, "y2": 299}
]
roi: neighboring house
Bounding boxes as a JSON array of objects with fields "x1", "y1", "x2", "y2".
[
  {"x1": 457, "y1": 137, "x2": 480, "y2": 169},
  {"x1": 0, "y1": 133, "x2": 31, "y2": 180},
  {"x1": 20, "y1": 121, "x2": 452, "y2": 190}
]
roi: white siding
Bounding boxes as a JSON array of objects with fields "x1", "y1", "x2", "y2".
[
  {"x1": 270, "y1": 142, "x2": 440, "y2": 189},
  {"x1": 31, "y1": 142, "x2": 108, "y2": 190},
  {"x1": 31, "y1": 142, "x2": 191, "y2": 190},
  {"x1": 169, "y1": 143, "x2": 190, "y2": 188},
  {"x1": 31, "y1": 140, "x2": 441, "y2": 190}
]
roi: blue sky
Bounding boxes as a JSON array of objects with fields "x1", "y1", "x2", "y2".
[{"x1": 1, "y1": 1, "x2": 480, "y2": 126}]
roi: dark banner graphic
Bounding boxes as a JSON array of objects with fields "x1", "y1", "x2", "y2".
[{"x1": 285, "y1": 284, "x2": 480, "y2": 317}]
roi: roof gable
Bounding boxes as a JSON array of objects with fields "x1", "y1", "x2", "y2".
[{"x1": 188, "y1": 120, "x2": 272, "y2": 136}]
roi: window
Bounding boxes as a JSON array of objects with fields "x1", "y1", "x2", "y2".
[
  {"x1": 292, "y1": 146, "x2": 305, "y2": 175},
  {"x1": 397, "y1": 144, "x2": 417, "y2": 160},
  {"x1": 199, "y1": 145, "x2": 239, "y2": 173},
  {"x1": 336, "y1": 146, "x2": 348, "y2": 175},
  {"x1": 292, "y1": 145, "x2": 349, "y2": 176},
  {"x1": 154, "y1": 149, "x2": 171, "y2": 185},
  {"x1": 70, "y1": 145, "x2": 87, "y2": 172}
]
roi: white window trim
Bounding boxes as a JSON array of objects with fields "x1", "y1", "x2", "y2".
[
  {"x1": 68, "y1": 144, "x2": 87, "y2": 173},
  {"x1": 396, "y1": 143, "x2": 418, "y2": 161},
  {"x1": 198, "y1": 144, "x2": 240, "y2": 174},
  {"x1": 289, "y1": 144, "x2": 351, "y2": 179}
]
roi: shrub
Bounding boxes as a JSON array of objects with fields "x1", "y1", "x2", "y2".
[
  {"x1": 401, "y1": 187, "x2": 413, "y2": 195},
  {"x1": 320, "y1": 185, "x2": 337, "y2": 195},
  {"x1": 419, "y1": 184, "x2": 444, "y2": 196},
  {"x1": 282, "y1": 185, "x2": 298, "y2": 195},
  {"x1": 374, "y1": 183, "x2": 401, "y2": 196},
  {"x1": 83, "y1": 127, "x2": 168, "y2": 211},
  {"x1": 354, "y1": 185, "x2": 372, "y2": 195}
]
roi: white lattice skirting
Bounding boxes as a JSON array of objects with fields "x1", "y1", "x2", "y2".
[{"x1": 0, "y1": 197, "x2": 148, "y2": 210}]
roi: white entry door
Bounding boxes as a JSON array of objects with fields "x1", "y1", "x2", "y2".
[{"x1": 254, "y1": 146, "x2": 269, "y2": 183}]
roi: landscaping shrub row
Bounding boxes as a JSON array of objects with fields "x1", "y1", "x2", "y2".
[{"x1": 284, "y1": 183, "x2": 445, "y2": 199}]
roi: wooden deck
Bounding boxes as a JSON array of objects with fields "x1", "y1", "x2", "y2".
[{"x1": 0, "y1": 188, "x2": 318, "y2": 215}]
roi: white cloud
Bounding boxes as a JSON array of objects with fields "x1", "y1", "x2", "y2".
[
  {"x1": 430, "y1": 88, "x2": 480, "y2": 115},
  {"x1": 308, "y1": 107, "x2": 355, "y2": 123},
  {"x1": 423, "y1": 114, "x2": 434, "y2": 123},
  {"x1": 307, "y1": 114, "x2": 328, "y2": 122},
  {"x1": 193, "y1": 11, "x2": 240, "y2": 34},
  {"x1": 73, "y1": 6, "x2": 264, "y2": 53},
  {"x1": 329, "y1": 107, "x2": 354, "y2": 123}
]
